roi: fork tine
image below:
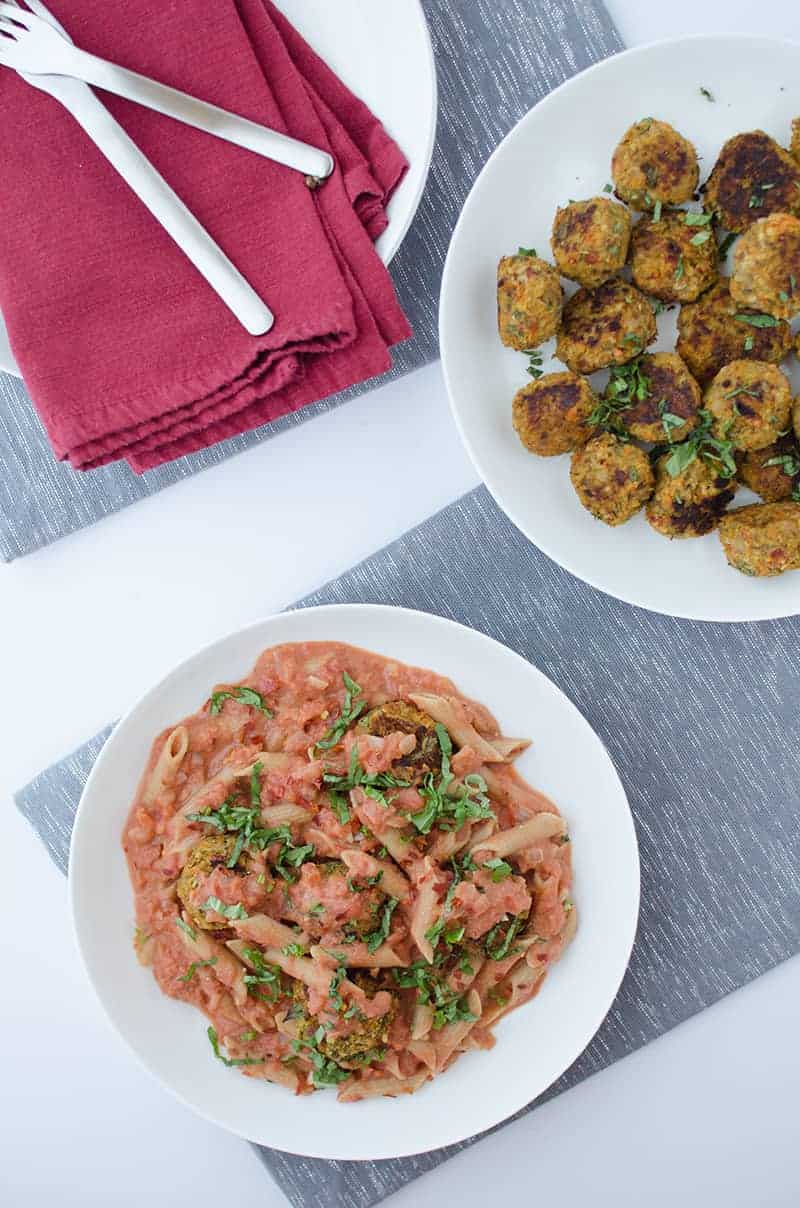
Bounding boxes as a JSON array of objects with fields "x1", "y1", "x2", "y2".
[{"x1": 0, "y1": 1, "x2": 30, "y2": 24}]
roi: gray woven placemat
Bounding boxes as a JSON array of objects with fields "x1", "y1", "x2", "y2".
[
  {"x1": 16, "y1": 485, "x2": 800, "y2": 1208},
  {"x1": 0, "y1": 0, "x2": 622, "y2": 561}
]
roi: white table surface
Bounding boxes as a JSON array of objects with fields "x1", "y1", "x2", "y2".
[{"x1": 2, "y1": 1, "x2": 799, "y2": 1204}]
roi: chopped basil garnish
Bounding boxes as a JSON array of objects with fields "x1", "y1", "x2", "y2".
[
  {"x1": 483, "y1": 857, "x2": 513, "y2": 883},
  {"x1": 364, "y1": 897, "x2": 399, "y2": 953},
  {"x1": 201, "y1": 896, "x2": 248, "y2": 921},
  {"x1": 209, "y1": 687, "x2": 272, "y2": 717},
  {"x1": 241, "y1": 947, "x2": 283, "y2": 1002},
  {"x1": 734, "y1": 313, "x2": 780, "y2": 328},
  {"x1": 314, "y1": 673, "x2": 366, "y2": 753},
  {"x1": 207, "y1": 1026, "x2": 263, "y2": 1067},
  {"x1": 179, "y1": 957, "x2": 217, "y2": 982},
  {"x1": 484, "y1": 915, "x2": 526, "y2": 961},
  {"x1": 175, "y1": 916, "x2": 197, "y2": 942}
]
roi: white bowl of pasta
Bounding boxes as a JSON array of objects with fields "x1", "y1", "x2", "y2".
[{"x1": 69, "y1": 604, "x2": 639, "y2": 1159}]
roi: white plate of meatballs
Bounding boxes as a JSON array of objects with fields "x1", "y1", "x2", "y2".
[{"x1": 440, "y1": 34, "x2": 800, "y2": 622}]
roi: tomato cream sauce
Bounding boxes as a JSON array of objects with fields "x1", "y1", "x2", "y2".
[{"x1": 123, "y1": 642, "x2": 574, "y2": 1100}]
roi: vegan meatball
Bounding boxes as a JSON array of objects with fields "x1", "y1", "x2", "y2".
[
  {"x1": 611, "y1": 118, "x2": 699, "y2": 211},
  {"x1": 555, "y1": 279, "x2": 656, "y2": 375},
  {"x1": 704, "y1": 360, "x2": 792, "y2": 452},
  {"x1": 550, "y1": 197, "x2": 631, "y2": 287},
  {"x1": 646, "y1": 453, "x2": 736, "y2": 538},
  {"x1": 497, "y1": 250, "x2": 563, "y2": 350},
  {"x1": 794, "y1": 392, "x2": 800, "y2": 443},
  {"x1": 792, "y1": 118, "x2": 800, "y2": 163},
  {"x1": 730, "y1": 213, "x2": 800, "y2": 320},
  {"x1": 703, "y1": 131, "x2": 800, "y2": 233},
  {"x1": 737, "y1": 434, "x2": 800, "y2": 503},
  {"x1": 605, "y1": 351, "x2": 701, "y2": 443},
  {"x1": 630, "y1": 209, "x2": 718, "y2": 303},
  {"x1": 676, "y1": 278, "x2": 792, "y2": 385},
  {"x1": 570, "y1": 433, "x2": 654, "y2": 526},
  {"x1": 512, "y1": 371, "x2": 596, "y2": 456},
  {"x1": 718, "y1": 501, "x2": 800, "y2": 576},
  {"x1": 177, "y1": 835, "x2": 246, "y2": 934},
  {"x1": 359, "y1": 700, "x2": 441, "y2": 776}
]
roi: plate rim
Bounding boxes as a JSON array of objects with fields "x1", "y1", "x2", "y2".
[
  {"x1": 0, "y1": 0, "x2": 438, "y2": 379},
  {"x1": 439, "y1": 32, "x2": 800, "y2": 625},
  {"x1": 67, "y1": 601, "x2": 640, "y2": 1159}
]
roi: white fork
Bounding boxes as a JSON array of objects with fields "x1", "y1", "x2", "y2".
[
  {"x1": 0, "y1": 1, "x2": 334, "y2": 180},
  {"x1": 0, "y1": 0, "x2": 274, "y2": 335}
]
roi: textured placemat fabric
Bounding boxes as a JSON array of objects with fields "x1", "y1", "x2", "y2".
[
  {"x1": 0, "y1": 0, "x2": 622, "y2": 561},
  {"x1": 16, "y1": 485, "x2": 800, "y2": 1208}
]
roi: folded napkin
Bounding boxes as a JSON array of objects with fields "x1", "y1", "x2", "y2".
[{"x1": 0, "y1": 0, "x2": 410, "y2": 472}]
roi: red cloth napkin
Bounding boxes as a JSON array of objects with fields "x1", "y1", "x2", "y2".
[{"x1": 0, "y1": 0, "x2": 411, "y2": 472}]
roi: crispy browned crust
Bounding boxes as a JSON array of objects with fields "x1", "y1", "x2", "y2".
[
  {"x1": 676, "y1": 278, "x2": 792, "y2": 385},
  {"x1": 569, "y1": 433, "x2": 654, "y2": 526},
  {"x1": 555, "y1": 279, "x2": 657, "y2": 375},
  {"x1": 703, "y1": 131, "x2": 800, "y2": 232},
  {"x1": 612, "y1": 118, "x2": 698, "y2": 210},
  {"x1": 630, "y1": 209, "x2": 718, "y2": 303},
  {"x1": 512, "y1": 371, "x2": 596, "y2": 456},
  {"x1": 718, "y1": 501, "x2": 800, "y2": 576},
  {"x1": 550, "y1": 197, "x2": 631, "y2": 287},
  {"x1": 613, "y1": 352, "x2": 701, "y2": 443},
  {"x1": 737, "y1": 434, "x2": 800, "y2": 503},
  {"x1": 646, "y1": 455, "x2": 736, "y2": 538},
  {"x1": 730, "y1": 213, "x2": 800, "y2": 319}
]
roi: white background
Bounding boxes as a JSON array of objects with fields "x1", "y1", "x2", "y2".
[{"x1": 2, "y1": 1, "x2": 799, "y2": 1204}]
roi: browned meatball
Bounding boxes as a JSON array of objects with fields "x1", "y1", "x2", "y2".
[
  {"x1": 630, "y1": 209, "x2": 717, "y2": 303},
  {"x1": 646, "y1": 453, "x2": 737, "y2": 538},
  {"x1": 512, "y1": 371, "x2": 596, "y2": 456},
  {"x1": 612, "y1": 118, "x2": 698, "y2": 211},
  {"x1": 794, "y1": 392, "x2": 800, "y2": 443},
  {"x1": 550, "y1": 197, "x2": 631, "y2": 287},
  {"x1": 497, "y1": 251, "x2": 563, "y2": 350},
  {"x1": 792, "y1": 118, "x2": 800, "y2": 163},
  {"x1": 703, "y1": 131, "x2": 800, "y2": 233},
  {"x1": 570, "y1": 433, "x2": 654, "y2": 526},
  {"x1": 737, "y1": 434, "x2": 800, "y2": 503},
  {"x1": 676, "y1": 278, "x2": 793, "y2": 386},
  {"x1": 555, "y1": 279, "x2": 656, "y2": 375},
  {"x1": 704, "y1": 360, "x2": 792, "y2": 452},
  {"x1": 730, "y1": 213, "x2": 800, "y2": 319},
  {"x1": 718, "y1": 501, "x2": 800, "y2": 576},
  {"x1": 605, "y1": 351, "x2": 701, "y2": 443},
  {"x1": 359, "y1": 700, "x2": 441, "y2": 776}
]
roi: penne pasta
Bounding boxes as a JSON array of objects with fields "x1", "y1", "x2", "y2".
[
  {"x1": 339, "y1": 849, "x2": 412, "y2": 900},
  {"x1": 471, "y1": 812, "x2": 566, "y2": 857},
  {"x1": 337, "y1": 1072, "x2": 430, "y2": 1102},
  {"x1": 141, "y1": 726, "x2": 189, "y2": 806}
]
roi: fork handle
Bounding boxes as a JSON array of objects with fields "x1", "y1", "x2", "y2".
[
  {"x1": 50, "y1": 82, "x2": 274, "y2": 336},
  {"x1": 58, "y1": 43, "x2": 335, "y2": 180}
]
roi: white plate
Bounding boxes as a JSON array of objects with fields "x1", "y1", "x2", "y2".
[
  {"x1": 0, "y1": 0, "x2": 436, "y2": 377},
  {"x1": 440, "y1": 35, "x2": 800, "y2": 623},
  {"x1": 69, "y1": 604, "x2": 639, "y2": 1160}
]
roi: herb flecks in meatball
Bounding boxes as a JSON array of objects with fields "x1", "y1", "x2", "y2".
[
  {"x1": 738, "y1": 435, "x2": 800, "y2": 503},
  {"x1": 603, "y1": 351, "x2": 701, "y2": 444},
  {"x1": 646, "y1": 451, "x2": 737, "y2": 539},
  {"x1": 630, "y1": 209, "x2": 718, "y2": 303},
  {"x1": 570, "y1": 433, "x2": 654, "y2": 526},
  {"x1": 730, "y1": 213, "x2": 800, "y2": 320},
  {"x1": 497, "y1": 250, "x2": 563, "y2": 350},
  {"x1": 612, "y1": 118, "x2": 698, "y2": 211},
  {"x1": 512, "y1": 371, "x2": 596, "y2": 457},
  {"x1": 703, "y1": 131, "x2": 800, "y2": 233},
  {"x1": 704, "y1": 360, "x2": 792, "y2": 452},
  {"x1": 550, "y1": 197, "x2": 631, "y2": 288},
  {"x1": 555, "y1": 279, "x2": 656, "y2": 375},
  {"x1": 718, "y1": 501, "x2": 800, "y2": 576},
  {"x1": 676, "y1": 278, "x2": 792, "y2": 386}
]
